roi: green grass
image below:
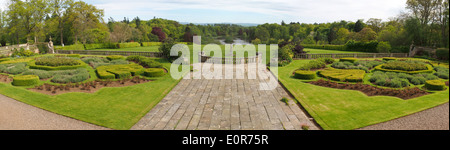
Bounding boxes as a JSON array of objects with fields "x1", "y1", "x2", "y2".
[
  {"x1": 304, "y1": 48, "x2": 367, "y2": 54},
  {"x1": 277, "y1": 59, "x2": 449, "y2": 130},
  {"x1": 0, "y1": 57, "x2": 184, "y2": 130},
  {"x1": 93, "y1": 46, "x2": 161, "y2": 52}
]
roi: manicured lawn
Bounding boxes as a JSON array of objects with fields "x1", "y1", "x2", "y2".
[
  {"x1": 277, "y1": 59, "x2": 449, "y2": 130},
  {"x1": 304, "y1": 48, "x2": 367, "y2": 54},
  {"x1": 0, "y1": 57, "x2": 184, "y2": 130},
  {"x1": 93, "y1": 46, "x2": 161, "y2": 52}
]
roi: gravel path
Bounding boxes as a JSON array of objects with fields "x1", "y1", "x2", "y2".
[
  {"x1": 0, "y1": 94, "x2": 109, "y2": 130},
  {"x1": 360, "y1": 103, "x2": 449, "y2": 130}
]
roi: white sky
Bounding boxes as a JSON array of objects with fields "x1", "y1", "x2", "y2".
[{"x1": 0, "y1": 0, "x2": 408, "y2": 24}]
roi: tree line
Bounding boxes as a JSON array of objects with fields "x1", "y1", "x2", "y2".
[{"x1": 0, "y1": 0, "x2": 448, "y2": 50}]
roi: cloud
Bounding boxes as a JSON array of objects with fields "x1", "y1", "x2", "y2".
[{"x1": 1, "y1": 0, "x2": 408, "y2": 23}]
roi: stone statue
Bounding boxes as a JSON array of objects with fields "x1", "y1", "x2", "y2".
[{"x1": 48, "y1": 36, "x2": 55, "y2": 54}]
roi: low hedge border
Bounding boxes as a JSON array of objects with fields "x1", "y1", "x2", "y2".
[
  {"x1": 340, "y1": 58, "x2": 358, "y2": 63},
  {"x1": 106, "y1": 55, "x2": 124, "y2": 61},
  {"x1": 143, "y1": 68, "x2": 166, "y2": 77},
  {"x1": 294, "y1": 70, "x2": 317, "y2": 80},
  {"x1": 28, "y1": 60, "x2": 87, "y2": 71},
  {"x1": 0, "y1": 58, "x2": 10, "y2": 62},
  {"x1": 12, "y1": 75, "x2": 39, "y2": 86},
  {"x1": 374, "y1": 64, "x2": 434, "y2": 74},
  {"x1": 425, "y1": 80, "x2": 446, "y2": 91},
  {"x1": 382, "y1": 57, "x2": 397, "y2": 61},
  {"x1": 318, "y1": 68, "x2": 365, "y2": 82},
  {"x1": 96, "y1": 63, "x2": 144, "y2": 79}
]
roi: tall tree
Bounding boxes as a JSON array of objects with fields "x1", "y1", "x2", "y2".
[
  {"x1": 354, "y1": 19, "x2": 365, "y2": 32},
  {"x1": 65, "y1": 1, "x2": 104, "y2": 44},
  {"x1": 51, "y1": 0, "x2": 73, "y2": 45}
]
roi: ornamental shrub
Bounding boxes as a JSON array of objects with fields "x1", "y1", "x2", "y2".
[
  {"x1": 425, "y1": 80, "x2": 446, "y2": 91},
  {"x1": 12, "y1": 75, "x2": 39, "y2": 86},
  {"x1": 293, "y1": 70, "x2": 317, "y2": 80},
  {"x1": 339, "y1": 58, "x2": 358, "y2": 63},
  {"x1": 435, "y1": 48, "x2": 449, "y2": 60},
  {"x1": 143, "y1": 68, "x2": 166, "y2": 77}
]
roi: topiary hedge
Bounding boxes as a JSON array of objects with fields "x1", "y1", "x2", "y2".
[
  {"x1": 106, "y1": 55, "x2": 124, "y2": 61},
  {"x1": 339, "y1": 58, "x2": 358, "y2": 63},
  {"x1": 96, "y1": 63, "x2": 144, "y2": 79},
  {"x1": 294, "y1": 70, "x2": 316, "y2": 80},
  {"x1": 12, "y1": 75, "x2": 39, "y2": 86},
  {"x1": 143, "y1": 68, "x2": 166, "y2": 77},
  {"x1": 425, "y1": 80, "x2": 446, "y2": 91},
  {"x1": 0, "y1": 58, "x2": 10, "y2": 63},
  {"x1": 318, "y1": 68, "x2": 365, "y2": 82},
  {"x1": 382, "y1": 57, "x2": 397, "y2": 61},
  {"x1": 28, "y1": 60, "x2": 87, "y2": 71},
  {"x1": 374, "y1": 64, "x2": 434, "y2": 74}
]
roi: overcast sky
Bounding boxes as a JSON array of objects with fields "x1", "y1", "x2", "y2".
[{"x1": 1, "y1": 0, "x2": 408, "y2": 24}]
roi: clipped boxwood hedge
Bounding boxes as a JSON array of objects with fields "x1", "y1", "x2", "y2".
[
  {"x1": 0, "y1": 58, "x2": 10, "y2": 62},
  {"x1": 106, "y1": 55, "x2": 124, "y2": 61},
  {"x1": 12, "y1": 75, "x2": 39, "y2": 86},
  {"x1": 318, "y1": 68, "x2": 366, "y2": 82},
  {"x1": 382, "y1": 57, "x2": 397, "y2": 61},
  {"x1": 96, "y1": 63, "x2": 144, "y2": 79},
  {"x1": 28, "y1": 60, "x2": 87, "y2": 71},
  {"x1": 143, "y1": 68, "x2": 166, "y2": 77},
  {"x1": 374, "y1": 64, "x2": 434, "y2": 74},
  {"x1": 339, "y1": 58, "x2": 358, "y2": 63},
  {"x1": 425, "y1": 80, "x2": 446, "y2": 91},
  {"x1": 294, "y1": 70, "x2": 316, "y2": 80}
]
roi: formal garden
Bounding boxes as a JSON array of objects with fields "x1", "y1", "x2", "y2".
[
  {"x1": 0, "y1": 52, "x2": 187, "y2": 130},
  {"x1": 278, "y1": 56, "x2": 449, "y2": 130}
]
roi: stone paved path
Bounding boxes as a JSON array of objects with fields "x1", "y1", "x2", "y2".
[{"x1": 132, "y1": 64, "x2": 319, "y2": 130}]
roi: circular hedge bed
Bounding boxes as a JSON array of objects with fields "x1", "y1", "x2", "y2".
[
  {"x1": 12, "y1": 75, "x2": 39, "y2": 86},
  {"x1": 425, "y1": 80, "x2": 446, "y2": 91},
  {"x1": 143, "y1": 68, "x2": 166, "y2": 77},
  {"x1": 294, "y1": 70, "x2": 316, "y2": 80}
]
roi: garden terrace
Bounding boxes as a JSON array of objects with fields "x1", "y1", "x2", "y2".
[{"x1": 278, "y1": 58, "x2": 449, "y2": 130}]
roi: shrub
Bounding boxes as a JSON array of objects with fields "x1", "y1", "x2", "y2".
[
  {"x1": 318, "y1": 68, "x2": 365, "y2": 82},
  {"x1": 318, "y1": 58, "x2": 335, "y2": 64},
  {"x1": 410, "y1": 77, "x2": 426, "y2": 85},
  {"x1": 299, "y1": 59, "x2": 326, "y2": 70},
  {"x1": 302, "y1": 44, "x2": 346, "y2": 51},
  {"x1": 22, "y1": 69, "x2": 53, "y2": 79},
  {"x1": 293, "y1": 70, "x2": 316, "y2": 80},
  {"x1": 139, "y1": 58, "x2": 163, "y2": 68},
  {"x1": 29, "y1": 59, "x2": 86, "y2": 71},
  {"x1": 58, "y1": 44, "x2": 85, "y2": 50},
  {"x1": 344, "y1": 40, "x2": 379, "y2": 53},
  {"x1": 117, "y1": 42, "x2": 141, "y2": 49},
  {"x1": 339, "y1": 58, "x2": 357, "y2": 63},
  {"x1": 382, "y1": 57, "x2": 397, "y2": 61},
  {"x1": 66, "y1": 54, "x2": 81, "y2": 58},
  {"x1": 435, "y1": 48, "x2": 449, "y2": 60},
  {"x1": 96, "y1": 64, "x2": 144, "y2": 79},
  {"x1": 381, "y1": 61, "x2": 428, "y2": 71},
  {"x1": 0, "y1": 58, "x2": 10, "y2": 62},
  {"x1": 141, "y1": 42, "x2": 162, "y2": 47},
  {"x1": 51, "y1": 68, "x2": 90, "y2": 83},
  {"x1": 425, "y1": 80, "x2": 446, "y2": 91},
  {"x1": 0, "y1": 63, "x2": 28, "y2": 75},
  {"x1": 434, "y1": 66, "x2": 449, "y2": 79},
  {"x1": 106, "y1": 55, "x2": 124, "y2": 61},
  {"x1": 81, "y1": 57, "x2": 109, "y2": 64},
  {"x1": 12, "y1": 75, "x2": 39, "y2": 86},
  {"x1": 143, "y1": 68, "x2": 166, "y2": 77},
  {"x1": 376, "y1": 41, "x2": 391, "y2": 53},
  {"x1": 35, "y1": 57, "x2": 81, "y2": 67}
]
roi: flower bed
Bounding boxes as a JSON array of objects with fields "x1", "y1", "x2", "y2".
[
  {"x1": 35, "y1": 57, "x2": 81, "y2": 67},
  {"x1": 28, "y1": 59, "x2": 87, "y2": 71},
  {"x1": 309, "y1": 79, "x2": 429, "y2": 100}
]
